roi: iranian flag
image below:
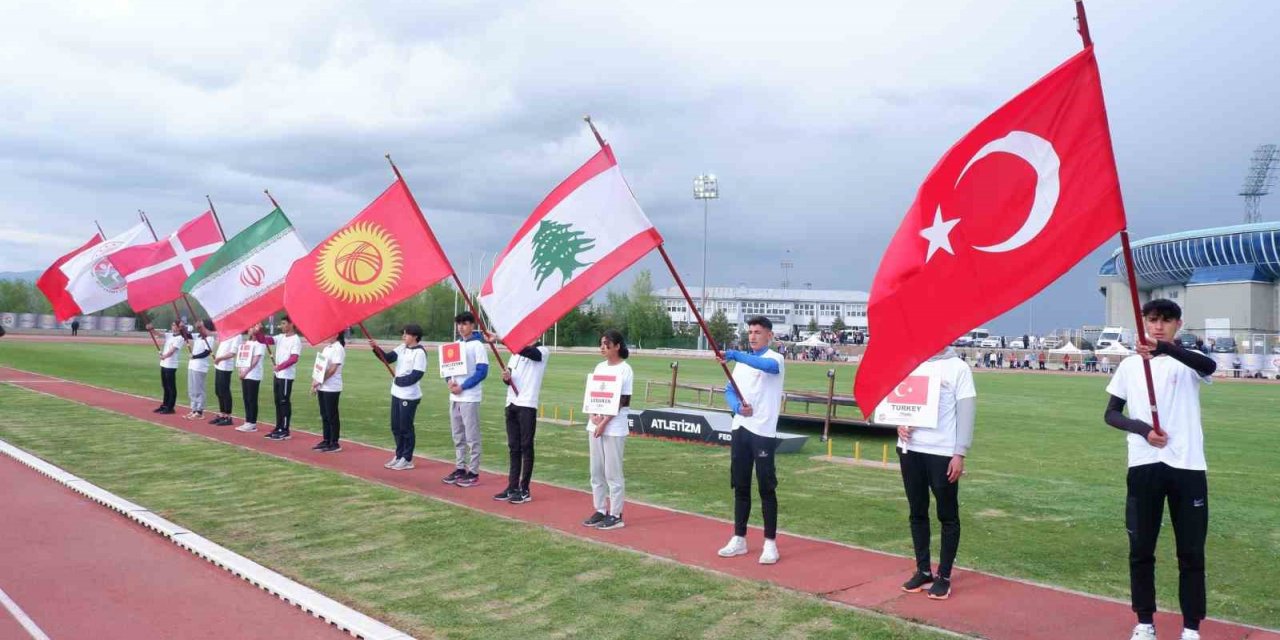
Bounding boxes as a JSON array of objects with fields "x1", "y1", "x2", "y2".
[
  {"x1": 480, "y1": 145, "x2": 663, "y2": 349},
  {"x1": 182, "y1": 207, "x2": 308, "y2": 339}
]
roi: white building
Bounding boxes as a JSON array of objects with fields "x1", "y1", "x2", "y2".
[{"x1": 654, "y1": 286, "x2": 869, "y2": 337}]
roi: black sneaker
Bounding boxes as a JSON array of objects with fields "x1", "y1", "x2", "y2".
[
  {"x1": 220, "y1": 417, "x2": 234, "y2": 426},
  {"x1": 927, "y1": 576, "x2": 951, "y2": 600},
  {"x1": 456, "y1": 472, "x2": 478, "y2": 488},
  {"x1": 582, "y1": 511, "x2": 606, "y2": 527},
  {"x1": 322, "y1": 444, "x2": 342, "y2": 453},
  {"x1": 207, "y1": 416, "x2": 223, "y2": 425},
  {"x1": 312, "y1": 442, "x2": 328, "y2": 450},
  {"x1": 509, "y1": 490, "x2": 531, "y2": 505},
  {"x1": 157, "y1": 407, "x2": 175, "y2": 414},
  {"x1": 442, "y1": 469, "x2": 465, "y2": 485},
  {"x1": 493, "y1": 489, "x2": 515, "y2": 501},
  {"x1": 597, "y1": 514, "x2": 625, "y2": 530},
  {"x1": 153, "y1": 406, "x2": 166, "y2": 413},
  {"x1": 901, "y1": 571, "x2": 934, "y2": 593}
]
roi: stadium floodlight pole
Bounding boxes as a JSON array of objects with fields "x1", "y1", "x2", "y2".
[
  {"x1": 1075, "y1": 0, "x2": 1163, "y2": 436},
  {"x1": 693, "y1": 173, "x2": 719, "y2": 352},
  {"x1": 583, "y1": 115, "x2": 745, "y2": 402},
  {"x1": 384, "y1": 153, "x2": 516, "y2": 393}
]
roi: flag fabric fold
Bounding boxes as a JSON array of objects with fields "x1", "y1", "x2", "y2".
[
  {"x1": 479, "y1": 145, "x2": 663, "y2": 349},
  {"x1": 183, "y1": 207, "x2": 308, "y2": 339},
  {"x1": 284, "y1": 179, "x2": 453, "y2": 344},
  {"x1": 59, "y1": 223, "x2": 151, "y2": 317},
  {"x1": 108, "y1": 212, "x2": 224, "y2": 312},
  {"x1": 36, "y1": 233, "x2": 102, "y2": 322},
  {"x1": 854, "y1": 47, "x2": 1126, "y2": 417}
]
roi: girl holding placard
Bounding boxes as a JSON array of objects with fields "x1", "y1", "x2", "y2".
[
  {"x1": 235, "y1": 325, "x2": 266, "y2": 432},
  {"x1": 311, "y1": 331, "x2": 346, "y2": 452},
  {"x1": 209, "y1": 328, "x2": 242, "y2": 426},
  {"x1": 582, "y1": 329, "x2": 633, "y2": 531}
]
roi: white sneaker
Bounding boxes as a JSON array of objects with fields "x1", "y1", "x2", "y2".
[
  {"x1": 759, "y1": 539, "x2": 779, "y2": 565},
  {"x1": 235, "y1": 423, "x2": 257, "y2": 432},
  {"x1": 717, "y1": 536, "x2": 748, "y2": 558},
  {"x1": 1128, "y1": 624, "x2": 1156, "y2": 640},
  {"x1": 1179, "y1": 630, "x2": 1200, "y2": 640},
  {"x1": 393, "y1": 459, "x2": 415, "y2": 470},
  {"x1": 384, "y1": 457, "x2": 401, "y2": 469}
]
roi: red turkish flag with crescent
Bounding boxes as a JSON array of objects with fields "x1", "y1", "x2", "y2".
[{"x1": 854, "y1": 47, "x2": 1126, "y2": 417}]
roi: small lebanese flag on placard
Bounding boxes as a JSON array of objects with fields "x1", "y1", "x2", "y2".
[
  {"x1": 582, "y1": 373, "x2": 622, "y2": 416},
  {"x1": 439, "y1": 341, "x2": 467, "y2": 378},
  {"x1": 874, "y1": 365, "x2": 942, "y2": 429}
]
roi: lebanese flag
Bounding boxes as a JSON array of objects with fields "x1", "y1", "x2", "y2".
[
  {"x1": 480, "y1": 145, "x2": 663, "y2": 349},
  {"x1": 284, "y1": 179, "x2": 453, "y2": 345},
  {"x1": 108, "y1": 212, "x2": 224, "y2": 312},
  {"x1": 36, "y1": 233, "x2": 102, "y2": 322},
  {"x1": 853, "y1": 47, "x2": 1126, "y2": 417}
]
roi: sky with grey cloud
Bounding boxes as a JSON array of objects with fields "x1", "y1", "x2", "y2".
[{"x1": 1, "y1": 0, "x2": 1276, "y2": 334}]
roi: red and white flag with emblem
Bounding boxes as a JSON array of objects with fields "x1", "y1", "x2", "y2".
[
  {"x1": 58, "y1": 223, "x2": 152, "y2": 317},
  {"x1": 109, "y1": 212, "x2": 224, "y2": 312},
  {"x1": 854, "y1": 47, "x2": 1127, "y2": 416}
]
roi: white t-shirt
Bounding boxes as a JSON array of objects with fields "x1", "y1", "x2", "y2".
[
  {"x1": 729, "y1": 349, "x2": 787, "y2": 438},
  {"x1": 160, "y1": 333, "x2": 186, "y2": 369},
  {"x1": 188, "y1": 335, "x2": 214, "y2": 373},
  {"x1": 1105, "y1": 354, "x2": 1210, "y2": 471},
  {"x1": 239, "y1": 340, "x2": 266, "y2": 381},
  {"x1": 214, "y1": 334, "x2": 241, "y2": 372},
  {"x1": 448, "y1": 338, "x2": 491, "y2": 403},
  {"x1": 587, "y1": 360, "x2": 633, "y2": 437},
  {"x1": 898, "y1": 356, "x2": 977, "y2": 458},
  {"x1": 273, "y1": 333, "x2": 303, "y2": 380},
  {"x1": 317, "y1": 342, "x2": 345, "y2": 393},
  {"x1": 506, "y1": 346, "x2": 549, "y2": 409},
  {"x1": 390, "y1": 345, "x2": 428, "y2": 401}
]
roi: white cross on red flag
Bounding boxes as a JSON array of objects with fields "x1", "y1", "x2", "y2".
[{"x1": 108, "y1": 211, "x2": 224, "y2": 312}]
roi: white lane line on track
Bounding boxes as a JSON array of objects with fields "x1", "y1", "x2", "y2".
[{"x1": 0, "y1": 586, "x2": 51, "y2": 640}]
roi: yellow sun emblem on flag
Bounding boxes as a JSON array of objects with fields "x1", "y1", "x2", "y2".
[{"x1": 314, "y1": 222, "x2": 403, "y2": 303}]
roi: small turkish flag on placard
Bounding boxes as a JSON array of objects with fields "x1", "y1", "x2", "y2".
[{"x1": 874, "y1": 368, "x2": 942, "y2": 428}]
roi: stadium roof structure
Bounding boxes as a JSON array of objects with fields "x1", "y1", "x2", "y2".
[
  {"x1": 1098, "y1": 221, "x2": 1280, "y2": 288},
  {"x1": 653, "y1": 286, "x2": 869, "y2": 303}
]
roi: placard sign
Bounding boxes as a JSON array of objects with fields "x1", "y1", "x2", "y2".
[
  {"x1": 312, "y1": 350, "x2": 329, "y2": 385},
  {"x1": 873, "y1": 364, "x2": 942, "y2": 429},
  {"x1": 235, "y1": 342, "x2": 255, "y2": 369},
  {"x1": 439, "y1": 341, "x2": 467, "y2": 378},
  {"x1": 582, "y1": 373, "x2": 623, "y2": 416}
]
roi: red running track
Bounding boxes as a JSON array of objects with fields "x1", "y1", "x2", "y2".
[
  {"x1": 3, "y1": 366, "x2": 1277, "y2": 640},
  {"x1": 0, "y1": 453, "x2": 353, "y2": 640}
]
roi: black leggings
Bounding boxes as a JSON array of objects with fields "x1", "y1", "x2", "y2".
[
  {"x1": 317, "y1": 391, "x2": 341, "y2": 445},
  {"x1": 273, "y1": 378, "x2": 293, "y2": 432},
  {"x1": 731, "y1": 427, "x2": 779, "y2": 539},
  {"x1": 214, "y1": 370, "x2": 233, "y2": 414},
  {"x1": 241, "y1": 378, "x2": 260, "y2": 424},
  {"x1": 1127, "y1": 462, "x2": 1208, "y2": 630},
  {"x1": 899, "y1": 449, "x2": 960, "y2": 578},
  {"x1": 160, "y1": 367, "x2": 178, "y2": 410},
  {"x1": 505, "y1": 404, "x2": 538, "y2": 491}
]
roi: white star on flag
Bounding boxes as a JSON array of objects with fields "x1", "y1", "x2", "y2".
[{"x1": 919, "y1": 206, "x2": 960, "y2": 263}]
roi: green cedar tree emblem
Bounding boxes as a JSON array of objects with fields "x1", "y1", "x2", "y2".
[{"x1": 530, "y1": 220, "x2": 595, "y2": 289}]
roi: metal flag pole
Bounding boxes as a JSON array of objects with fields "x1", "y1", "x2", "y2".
[{"x1": 1074, "y1": 0, "x2": 1163, "y2": 436}]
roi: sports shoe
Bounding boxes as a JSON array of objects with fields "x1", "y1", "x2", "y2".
[
  {"x1": 236, "y1": 423, "x2": 258, "y2": 432},
  {"x1": 312, "y1": 442, "x2": 328, "y2": 450},
  {"x1": 322, "y1": 444, "x2": 342, "y2": 453},
  {"x1": 193, "y1": 411, "x2": 204, "y2": 419},
  {"x1": 926, "y1": 575, "x2": 951, "y2": 600},
  {"x1": 582, "y1": 511, "x2": 607, "y2": 527},
  {"x1": 717, "y1": 536, "x2": 748, "y2": 558},
  {"x1": 456, "y1": 472, "x2": 478, "y2": 488},
  {"x1": 442, "y1": 469, "x2": 465, "y2": 485},
  {"x1": 266, "y1": 431, "x2": 291, "y2": 441},
  {"x1": 493, "y1": 489, "x2": 515, "y2": 501},
  {"x1": 183, "y1": 411, "x2": 196, "y2": 420},
  {"x1": 901, "y1": 571, "x2": 935, "y2": 593},
  {"x1": 207, "y1": 416, "x2": 223, "y2": 425},
  {"x1": 392, "y1": 459, "x2": 415, "y2": 471},
  {"x1": 1179, "y1": 629, "x2": 1200, "y2": 640},
  {"x1": 153, "y1": 406, "x2": 165, "y2": 413},
  {"x1": 758, "y1": 539, "x2": 779, "y2": 565},
  {"x1": 384, "y1": 457, "x2": 401, "y2": 469},
  {"x1": 1128, "y1": 624, "x2": 1156, "y2": 640},
  {"x1": 509, "y1": 490, "x2": 532, "y2": 505},
  {"x1": 157, "y1": 407, "x2": 175, "y2": 414},
  {"x1": 597, "y1": 514, "x2": 624, "y2": 530}
]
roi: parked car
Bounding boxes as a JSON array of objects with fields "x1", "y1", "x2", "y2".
[
  {"x1": 1042, "y1": 336, "x2": 1064, "y2": 349},
  {"x1": 1009, "y1": 339, "x2": 1025, "y2": 349},
  {"x1": 978, "y1": 337, "x2": 1002, "y2": 348},
  {"x1": 1211, "y1": 337, "x2": 1237, "y2": 353},
  {"x1": 952, "y1": 337, "x2": 974, "y2": 347},
  {"x1": 1176, "y1": 333, "x2": 1198, "y2": 349}
]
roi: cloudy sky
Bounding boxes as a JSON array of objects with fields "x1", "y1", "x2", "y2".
[{"x1": 1, "y1": 0, "x2": 1276, "y2": 333}]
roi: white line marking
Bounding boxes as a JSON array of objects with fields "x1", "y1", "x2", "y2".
[{"x1": 0, "y1": 586, "x2": 51, "y2": 640}]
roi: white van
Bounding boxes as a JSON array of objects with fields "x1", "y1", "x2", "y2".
[{"x1": 1096, "y1": 326, "x2": 1133, "y2": 350}]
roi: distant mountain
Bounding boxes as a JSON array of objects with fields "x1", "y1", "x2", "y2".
[{"x1": 0, "y1": 271, "x2": 41, "y2": 282}]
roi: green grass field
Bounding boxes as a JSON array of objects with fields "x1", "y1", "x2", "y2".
[{"x1": 1, "y1": 339, "x2": 1278, "y2": 629}]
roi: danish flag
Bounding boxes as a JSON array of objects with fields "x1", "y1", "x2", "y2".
[{"x1": 109, "y1": 212, "x2": 224, "y2": 311}]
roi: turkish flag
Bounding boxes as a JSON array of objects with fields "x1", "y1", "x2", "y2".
[
  {"x1": 891, "y1": 376, "x2": 930, "y2": 405},
  {"x1": 284, "y1": 178, "x2": 454, "y2": 345},
  {"x1": 854, "y1": 47, "x2": 1126, "y2": 417},
  {"x1": 108, "y1": 212, "x2": 224, "y2": 312},
  {"x1": 36, "y1": 233, "x2": 103, "y2": 322}
]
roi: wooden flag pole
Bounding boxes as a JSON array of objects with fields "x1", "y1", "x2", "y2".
[
  {"x1": 264, "y1": 189, "x2": 282, "y2": 211},
  {"x1": 582, "y1": 115, "x2": 745, "y2": 402},
  {"x1": 358, "y1": 322, "x2": 396, "y2": 377},
  {"x1": 139, "y1": 210, "x2": 193, "y2": 353},
  {"x1": 93, "y1": 220, "x2": 107, "y2": 240},
  {"x1": 205, "y1": 195, "x2": 228, "y2": 241},
  {"x1": 140, "y1": 311, "x2": 162, "y2": 351},
  {"x1": 1074, "y1": 0, "x2": 1163, "y2": 436},
  {"x1": 383, "y1": 154, "x2": 517, "y2": 393}
]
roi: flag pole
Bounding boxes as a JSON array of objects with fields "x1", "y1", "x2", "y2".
[
  {"x1": 383, "y1": 153, "x2": 517, "y2": 393},
  {"x1": 139, "y1": 210, "x2": 194, "y2": 353},
  {"x1": 582, "y1": 115, "x2": 745, "y2": 401},
  {"x1": 1074, "y1": 0, "x2": 1163, "y2": 436},
  {"x1": 357, "y1": 322, "x2": 396, "y2": 377},
  {"x1": 264, "y1": 189, "x2": 282, "y2": 211},
  {"x1": 205, "y1": 195, "x2": 228, "y2": 241},
  {"x1": 93, "y1": 220, "x2": 107, "y2": 240}
]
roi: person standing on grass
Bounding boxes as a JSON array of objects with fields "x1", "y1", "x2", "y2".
[
  {"x1": 582, "y1": 329, "x2": 632, "y2": 531},
  {"x1": 311, "y1": 331, "x2": 346, "y2": 453},
  {"x1": 209, "y1": 327, "x2": 242, "y2": 425},
  {"x1": 896, "y1": 345, "x2": 976, "y2": 601},
  {"x1": 235, "y1": 325, "x2": 266, "y2": 432},
  {"x1": 442, "y1": 312, "x2": 489, "y2": 488},
  {"x1": 70, "y1": 318, "x2": 79, "y2": 336},
  {"x1": 256, "y1": 316, "x2": 303, "y2": 441},
  {"x1": 717, "y1": 316, "x2": 787, "y2": 565},
  {"x1": 371, "y1": 324, "x2": 427, "y2": 471},
  {"x1": 184, "y1": 320, "x2": 215, "y2": 421},
  {"x1": 1103, "y1": 299, "x2": 1215, "y2": 640},
  {"x1": 146, "y1": 320, "x2": 186, "y2": 414},
  {"x1": 484, "y1": 331, "x2": 549, "y2": 504}
]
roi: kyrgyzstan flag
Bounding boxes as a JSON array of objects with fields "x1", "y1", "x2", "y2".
[
  {"x1": 480, "y1": 144, "x2": 663, "y2": 349},
  {"x1": 284, "y1": 179, "x2": 453, "y2": 344},
  {"x1": 36, "y1": 233, "x2": 102, "y2": 322},
  {"x1": 854, "y1": 47, "x2": 1126, "y2": 417},
  {"x1": 108, "y1": 212, "x2": 224, "y2": 312}
]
